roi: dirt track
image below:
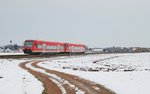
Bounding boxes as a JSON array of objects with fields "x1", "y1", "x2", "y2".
[{"x1": 19, "y1": 60, "x2": 116, "y2": 94}]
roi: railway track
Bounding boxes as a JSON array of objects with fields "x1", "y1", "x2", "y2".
[
  {"x1": 0, "y1": 52, "x2": 102, "y2": 59},
  {"x1": 0, "y1": 54, "x2": 56, "y2": 59},
  {"x1": 19, "y1": 60, "x2": 115, "y2": 94}
]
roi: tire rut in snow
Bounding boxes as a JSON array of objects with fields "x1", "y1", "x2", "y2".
[
  {"x1": 33, "y1": 61, "x2": 116, "y2": 94},
  {"x1": 28, "y1": 60, "x2": 76, "y2": 94},
  {"x1": 19, "y1": 61, "x2": 62, "y2": 94}
]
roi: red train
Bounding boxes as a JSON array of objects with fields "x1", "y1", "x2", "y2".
[{"x1": 23, "y1": 40, "x2": 86, "y2": 55}]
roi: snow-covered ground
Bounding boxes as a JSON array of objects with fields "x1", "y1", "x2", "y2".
[
  {"x1": 39, "y1": 53, "x2": 150, "y2": 94},
  {"x1": 0, "y1": 53, "x2": 150, "y2": 94},
  {"x1": 0, "y1": 52, "x2": 25, "y2": 56},
  {"x1": 0, "y1": 59, "x2": 43, "y2": 94}
]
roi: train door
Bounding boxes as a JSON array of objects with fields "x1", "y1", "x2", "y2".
[
  {"x1": 64, "y1": 43, "x2": 68, "y2": 52},
  {"x1": 42, "y1": 43, "x2": 46, "y2": 53}
]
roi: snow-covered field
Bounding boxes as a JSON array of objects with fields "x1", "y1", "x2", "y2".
[
  {"x1": 39, "y1": 53, "x2": 150, "y2": 94},
  {"x1": 0, "y1": 52, "x2": 24, "y2": 56},
  {"x1": 0, "y1": 59, "x2": 44, "y2": 94},
  {"x1": 0, "y1": 53, "x2": 150, "y2": 94}
]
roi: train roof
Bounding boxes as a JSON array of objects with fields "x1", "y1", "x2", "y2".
[{"x1": 24, "y1": 40, "x2": 86, "y2": 46}]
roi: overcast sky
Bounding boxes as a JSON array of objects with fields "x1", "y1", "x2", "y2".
[{"x1": 0, "y1": 0, "x2": 150, "y2": 47}]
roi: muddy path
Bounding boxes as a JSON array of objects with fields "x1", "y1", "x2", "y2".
[
  {"x1": 19, "y1": 60, "x2": 116, "y2": 94},
  {"x1": 19, "y1": 61, "x2": 62, "y2": 94}
]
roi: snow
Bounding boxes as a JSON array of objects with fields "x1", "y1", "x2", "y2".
[
  {"x1": 39, "y1": 53, "x2": 150, "y2": 94},
  {"x1": 26, "y1": 61, "x2": 85, "y2": 94},
  {"x1": 0, "y1": 52, "x2": 25, "y2": 56},
  {"x1": 0, "y1": 53, "x2": 150, "y2": 94},
  {"x1": 53, "y1": 70, "x2": 150, "y2": 94},
  {"x1": 0, "y1": 59, "x2": 44, "y2": 94}
]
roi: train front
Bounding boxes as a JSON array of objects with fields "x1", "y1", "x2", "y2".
[{"x1": 23, "y1": 40, "x2": 35, "y2": 54}]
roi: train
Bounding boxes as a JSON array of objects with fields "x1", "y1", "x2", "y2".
[{"x1": 23, "y1": 40, "x2": 86, "y2": 55}]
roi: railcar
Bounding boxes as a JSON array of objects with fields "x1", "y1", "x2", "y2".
[{"x1": 23, "y1": 40, "x2": 86, "y2": 55}]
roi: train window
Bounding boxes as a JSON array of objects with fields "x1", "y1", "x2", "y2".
[
  {"x1": 42, "y1": 44, "x2": 46, "y2": 49},
  {"x1": 53, "y1": 46, "x2": 55, "y2": 49},
  {"x1": 57, "y1": 45, "x2": 60, "y2": 49},
  {"x1": 46, "y1": 46, "x2": 50, "y2": 49},
  {"x1": 46, "y1": 46, "x2": 58, "y2": 50},
  {"x1": 37, "y1": 44, "x2": 42, "y2": 49},
  {"x1": 60, "y1": 46, "x2": 64, "y2": 50},
  {"x1": 24, "y1": 41, "x2": 33, "y2": 47},
  {"x1": 51, "y1": 46, "x2": 54, "y2": 49}
]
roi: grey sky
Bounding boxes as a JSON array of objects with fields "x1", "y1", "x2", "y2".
[{"x1": 0, "y1": 0, "x2": 150, "y2": 47}]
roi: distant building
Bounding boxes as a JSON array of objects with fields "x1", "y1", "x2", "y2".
[
  {"x1": 0, "y1": 47, "x2": 4, "y2": 52},
  {"x1": 4, "y1": 48, "x2": 12, "y2": 52},
  {"x1": 103, "y1": 47, "x2": 128, "y2": 53},
  {"x1": 88, "y1": 48, "x2": 104, "y2": 53},
  {"x1": 0, "y1": 44, "x2": 23, "y2": 53},
  {"x1": 103, "y1": 46, "x2": 150, "y2": 53}
]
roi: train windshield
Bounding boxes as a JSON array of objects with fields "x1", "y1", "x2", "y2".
[{"x1": 24, "y1": 41, "x2": 33, "y2": 47}]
